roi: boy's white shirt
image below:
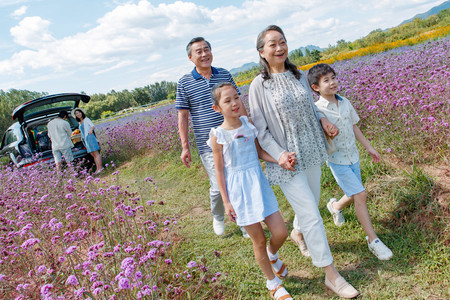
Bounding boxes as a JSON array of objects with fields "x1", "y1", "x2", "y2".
[{"x1": 314, "y1": 95, "x2": 360, "y2": 165}]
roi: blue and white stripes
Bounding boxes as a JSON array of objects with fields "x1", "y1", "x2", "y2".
[{"x1": 176, "y1": 66, "x2": 239, "y2": 154}]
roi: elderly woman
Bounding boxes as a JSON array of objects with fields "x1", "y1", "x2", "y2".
[
  {"x1": 72, "y1": 108, "x2": 103, "y2": 174},
  {"x1": 249, "y1": 25, "x2": 359, "y2": 299}
]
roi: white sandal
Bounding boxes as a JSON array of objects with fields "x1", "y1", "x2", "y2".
[
  {"x1": 270, "y1": 285, "x2": 293, "y2": 300},
  {"x1": 269, "y1": 257, "x2": 288, "y2": 278}
]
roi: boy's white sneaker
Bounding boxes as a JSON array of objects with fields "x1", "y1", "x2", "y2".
[
  {"x1": 327, "y1": 198, "x2": 345, "y2": 227},
  {"x1": 366, "y1": 236, "x2": 393, "y2": 260},
  {"x1": 213, "y1": 218, "x2": 225, "y2": 236}
]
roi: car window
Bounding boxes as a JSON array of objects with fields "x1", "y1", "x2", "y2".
[
  {"x1": 23, "y1": 101, "x2": 75, "y2": 119},
  {"x1": 0, "y1": 133, "x2": 6, "y2": 148},
  {"x1": 4, "y1": 130, "x2": 17, "y2": 145}
]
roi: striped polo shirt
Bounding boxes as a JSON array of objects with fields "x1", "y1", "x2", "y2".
[{"x1": 176, "y1": 66, "x2": 239, "y2": 155}]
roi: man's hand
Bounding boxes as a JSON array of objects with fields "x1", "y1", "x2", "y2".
[{"x1": 180, "y1": 148, "x2": 191, "y2": 168}]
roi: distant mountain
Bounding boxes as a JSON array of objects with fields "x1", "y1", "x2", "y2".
[
  {"x1": 229, "y1": 62, "x2": 259, "y2": 76},
  {"x1": 289, "y1": 45, "x2": 323, "y2": 56},
  {"x1": 399, "y1": 1, "x2": 450, "y2": 25}
]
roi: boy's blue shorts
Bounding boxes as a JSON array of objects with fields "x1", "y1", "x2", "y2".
[{"x1": 328, "y1": 161, "x2": 365, "y2": 197}]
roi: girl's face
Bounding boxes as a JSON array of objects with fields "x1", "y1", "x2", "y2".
[
  {"x1": 259, "y1": 30, "x2": 288, "y2": 70},
  {"x1": 213, "y1": 86, "x2": 242, "y2": 118},
  {"x1": 75, "y1": 110, "x2": 83, "y2": 119}
]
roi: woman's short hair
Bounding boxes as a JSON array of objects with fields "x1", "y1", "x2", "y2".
[
  {"x1": 211, "y1": 82, "x2": 235, "y2": 106},
  {"x1": 256, "y1": 25, "x2": 300, "y2": 81}
]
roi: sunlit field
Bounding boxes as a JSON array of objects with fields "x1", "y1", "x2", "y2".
[{"x1": 0, "y1": 38, "x2": 448, "y2": 299}]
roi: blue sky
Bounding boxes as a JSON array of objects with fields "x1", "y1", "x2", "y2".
[{"x1": 0, "y1": 0, "x2": 445, "y2": 95}]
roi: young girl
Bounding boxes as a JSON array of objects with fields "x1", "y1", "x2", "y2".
[{"x1": 207, "y1": 82, "x2": 293, "y2": 300}]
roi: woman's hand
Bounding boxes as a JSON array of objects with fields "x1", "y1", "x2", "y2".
[
  {"x1": 320, "y1": 118, "x2": 339, "y2": 137},
  {"x1": 278, "y1": 151, "x2": 296, "y2": 171},
  {"x1": 224, "y1": 202, "x2": 237, "y2": 223},
  {"x1": 89, "y1": 129, "x2": 94, "y2": 135}
]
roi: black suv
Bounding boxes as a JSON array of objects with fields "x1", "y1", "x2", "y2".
[{"x1": 0, "y1": 93, "x2": 91, "y2": 167}]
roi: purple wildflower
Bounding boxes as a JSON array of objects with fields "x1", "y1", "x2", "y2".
[
  {"x1": 187, "y1": 261, "x2": 197, "y2": 269},
  {"x1": 66, "y1": 275, "x2": 79, "y2": 286},
  {"x1": 65, "y1": 245, "x2": 77, "y2": 255},
  {"x1": 118, "y1": 277, "x2": 130, "y2": 290}
]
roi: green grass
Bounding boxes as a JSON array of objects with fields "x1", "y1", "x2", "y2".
[{"x1": 109, "y1": 149, "x2": 449, "y2": 299}]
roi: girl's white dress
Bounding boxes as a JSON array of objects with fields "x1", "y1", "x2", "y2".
[{"x1": 207, "y1": 116, "x2": 279, "y2": 226}]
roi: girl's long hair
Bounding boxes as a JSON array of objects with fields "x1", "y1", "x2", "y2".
[{"x1": 256, "y1": 25, "x2": 300, "y2": 81}]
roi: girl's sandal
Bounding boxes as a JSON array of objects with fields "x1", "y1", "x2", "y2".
[
  {"x1": 270, "y1": 257, "x2": 288, "y2": 278},
  {"x1": 270, "y1": 285, "x2": 293, "y2": 300}
]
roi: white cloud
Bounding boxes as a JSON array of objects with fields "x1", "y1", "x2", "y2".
[
  {"x1": 146, "y1": 54, "x2": 162, "y2": 62},
  {"x1": 11, "y1": 5, "x2": 27, "y2": 18},
  {"x1": 94, "y1": 60, "x2": 136, "y2": 75},
  {"x1": 0, "y1": 0, "x2": 29, "y2": 7},
  {"x1": 10, "y1": 16, "x2": 55, "y2": 48},
  {"x1": 0, "y1": 0, "x2": 445, "y2": 93},
  {"x1": 1, "y1": 1, "x2": 215, "y2": 74}
]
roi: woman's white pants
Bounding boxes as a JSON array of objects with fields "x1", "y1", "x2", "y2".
[{"x1": 279, "y1": 164, "x2": 333, "y2": 267}]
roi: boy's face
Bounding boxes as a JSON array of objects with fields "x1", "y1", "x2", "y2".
[{"x1": 312, "y1": 72, "x2": 338, "y2": 98}]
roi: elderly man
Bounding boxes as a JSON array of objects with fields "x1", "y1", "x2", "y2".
[
  {"x1": 176, "y1": 37, "x2": 247, "y2": 237},
  {"x1": 47, "y1": 111, "x2": 74, "y2": 172}
]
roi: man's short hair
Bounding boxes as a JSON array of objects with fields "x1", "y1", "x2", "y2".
[
  {"x1": 58, "y1": 111, "x2": 69, "y2": 118},
  {"x1": 307, "y1": 63, "x2": 337, "y2": 89},
  {"x1": 186, "y1": 37, "x2": 211, "y2": 56}
]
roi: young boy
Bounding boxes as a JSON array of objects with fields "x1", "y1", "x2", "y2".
[{"x1": 307, "y1": 63, "x2": 393, "y2": 260}]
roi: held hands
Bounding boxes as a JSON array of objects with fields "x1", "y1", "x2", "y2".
[
  {"x1": 180, "y1": 148, "x2": 191, "y2": 168},
  {"x1": 278, "y1": 151, "x2": 296, "y2": 171},
  {"x1": 224, "y1": 202, "x2": 237, "y2": 223},
  {"x1": 321, "y1": 118, "x2": 339, "y2": 137}
]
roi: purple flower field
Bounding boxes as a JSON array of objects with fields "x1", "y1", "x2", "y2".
[
  {"x1": 0, "y1": 163, "x2": 220, "y2": 299},
  {"x1": 0, "y1": 38, "x2": 447, "y2": 299},
  {"x1": 94, "y1": 38, "x2": 449, "y2": 165},
  {"x1": 95, "y1": 104, "x2": 187, "y2": 164},
  {"x1": 332, "y1": 39, "x2": 449, "y2": 160}
]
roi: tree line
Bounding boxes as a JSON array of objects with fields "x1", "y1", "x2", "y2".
[
  {"x1": 0, "y1": 81, "x2": 177, "y2": 137},
  {"x1": 80, "y1": 81, "x2": 177, "y2": 120}
]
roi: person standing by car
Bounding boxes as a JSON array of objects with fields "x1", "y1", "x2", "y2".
[
  {"x1": 47, "y1": 111, "x2": 74, "y2": 172},
  {"x1": 176, "y1": 37, "x2": 248, "y2": 237},
  {"x1": 72, "y1": 108, "x2": 103, "y2": 174}
]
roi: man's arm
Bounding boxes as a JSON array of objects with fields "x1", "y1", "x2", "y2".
[{"x1": 178, "y1": 109, "x2": 191, "y2": 168}]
